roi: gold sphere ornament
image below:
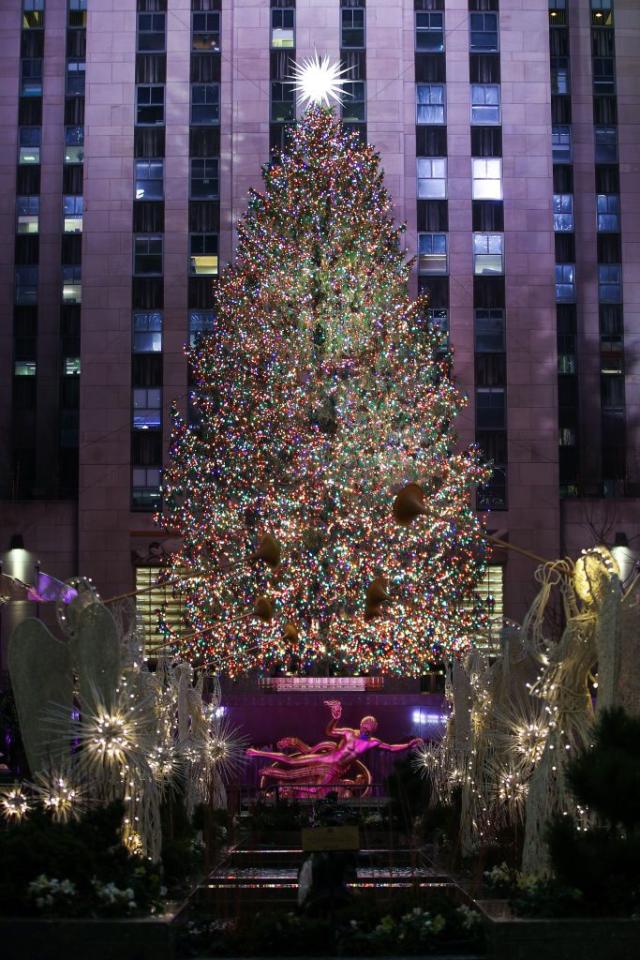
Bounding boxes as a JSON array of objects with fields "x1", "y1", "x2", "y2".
[
  {"x1": 392, "y1": 483, "x2": 428, "y2": 526},
  {"x1": 254, "y1": 595, "x2": 274, "y2": 621},
  {"x1": 251, "y1": 533, "x2": 282, "y2": 569}
]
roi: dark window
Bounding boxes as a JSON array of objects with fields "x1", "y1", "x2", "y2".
[
  {"x1": 476, "y1": 388, "x2": 505, "y2": 429},
  {"x1": 136, "y1": 53, "x2": 167, "y2": 84},
  {"x1": 62, "y1": 164, "x2": 83, "y2": 194},
  {"x1": 137, "y1": 12, "x2": 166, "y2": 52},
  {"x1": 594, "y1": 96, "x2": 617, "y2": 125},
  {"x1": 133, "y1": 200, "x2": 164, "y2": 233},
  {"x1": 555, "y1": 232, "x2": 575, "y2": 263},
  {"x1": 136, "y1": 85, "x2": 165, "y2": 125},
  {"x1": 189, "y1": 200, "x2": 219, "y2": 233},
  {"x1": 553, "y1": 164, "x2": 573, "y2": 193},
  {"x1": 134, "y1": 235, "x2": 163, "y2": 275},
  {"x1": 189, "y1": 126, "x2": 219, "y2": 157},
  {"x1": 135, "y1": 159, "x2": 164, "y2": 199},
  {"x1": 417, "y1": 199, "x2": 448, "y2": 232},
  {"x1": 472, "y1": 200, "x2": 504, "y2": 232},
  {"x1": 593, "y1": 57, "x2": 615, "y2": 93},
  {"x1": 191, "y1": 83, "x2": 219, "y2": 125},
  {"x1": 68, "y1": 0, "x2": 87, "y2": 29},
  {"x1": 22, "y1": 0, "x2": 44, "y2": 30},
  {"x1": 416, "y1": 11, "x2": 444, "y2": 52},
  {"x1": 469, "y1": 52, "x2": 500, "y2": 84},
  {"x1": 15, "y1": 265, "x2": 39, "y2": 305},
  {"x1": 19, "y1": 97, "x2": 42, "y2": 125},
  {"x1": 135, "y1": 126, "x2": 166, "y2": 158},
  {"x1": 193, "y1": 10, "x2": 220, "y2": 51},
  {"x1": 190, "y1": 157, "x2": 219, "y2": 199},
  {"x1": 416, "y1": 126, "x2": 447, "y2": 157},
  {"x1": 66, "y1": 60, "x2": 86, "y2": 96},
  {"x1": 470, "y1": 12, "x2": 498, "y2": 52},
  {"x1": 341, "y1": 81, "x2": 366, "y2": 123},
  {"x1": 595, "y1": 126, "x2": 618, "y2": 163},
  {"x1": 271, "y1": 81, "x2": 295, "y2": 123},
  {"x1": 21, "y1": 58, "x2": 42, "y2": 97},
  {"x1": 341, "y1": 8, "x2": 365, "y2": 49},
  {"x1": 471, "y1": 126, "x2": 502, "y2": 157},
  {"x1": 598, "y1": 233, "x2": 621, "y2": 263},
  {"x1": 550, "y1": 56, "x2": 569, "y2": 94},
  {"x1": 551, "y1": 95, "x2": 572, "y2": 124},
  {"x1": 475, "y1": 308, "x2": 505, "y2": 352}
]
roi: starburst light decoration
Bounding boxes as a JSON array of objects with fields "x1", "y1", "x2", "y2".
[
  {"x1": 289, "y1": 53, "x2": 353, "y2": 107},
  {"x1": 1, "y1": 784, "x2": 30, "y2": 822},
  {"x1": 30, "y1": 768, "x2": 86, "y2": 823}
]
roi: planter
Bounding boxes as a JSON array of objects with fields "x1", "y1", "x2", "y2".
[
  {"x1": 0, "y1": 909, "x2": 181, "y2": 960},
  {"x1": 477, "y1": 899, "x2": 640, "y2": 960}
]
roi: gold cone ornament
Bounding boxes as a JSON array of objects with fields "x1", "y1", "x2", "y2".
[
  {"x1": 254, "y1": 595, "x2": 274, "y2": 621},
  {"x1": 283, "y1": 622, "x2": 299, "y2": 642},
  {"x1": 251, "y1": 533, "x2": 281, "y2": 569},
  {"x1": 365, "y1": 576, "x2": 390, "y2": 620},
  {"x1": 392, "y1": 482, "x2": 428, "y2": 526}
]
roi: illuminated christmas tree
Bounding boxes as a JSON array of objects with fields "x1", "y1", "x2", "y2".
[{"x1": 160, "y1": 107, "x2": 490, "y2": 676}]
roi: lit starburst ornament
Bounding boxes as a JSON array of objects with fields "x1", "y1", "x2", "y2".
[
  {"x1": 30, "y1": 769, "x2": 86, "y2": 823},
  {"x1": 289, "y1": 53, "x2": 352, "y2": 108},
  {"x1": 1, "y1": 784, "x2": 30, "y2": 823}
]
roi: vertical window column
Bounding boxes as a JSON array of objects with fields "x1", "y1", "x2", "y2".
[
  {"x1": 340, "y1": 0, "x2": 366, "y2": 143},
  {"x1": 131, "y1": 0, "x2": 167, "y2": 510},
  {"x1": 270, "y1": 0, "x2": 295, "y2": 154}
]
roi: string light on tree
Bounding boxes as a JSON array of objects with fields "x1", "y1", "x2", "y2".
[{"x1": 159, "y1": 107, "x2": 490, "y2": 676}]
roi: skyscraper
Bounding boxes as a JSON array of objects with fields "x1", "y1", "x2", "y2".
[{"x1": 0, "y1": 0, "x2": 638, "y2": 653}]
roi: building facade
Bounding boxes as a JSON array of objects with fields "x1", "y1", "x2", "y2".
[{"x1": 0, "y1": 0, "x2": 639, "y2": 653}]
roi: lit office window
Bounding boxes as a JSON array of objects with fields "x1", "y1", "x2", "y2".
[
  {"x1": 551, "y1": 57, "x2": 570, "y2": 95},
  {"x1": 416, "y1": 12, "x2": 444, "y2": 52},
  {"x1": 555, "y1": 264, "x2": 576, "y2": 301},
  {"x1": 427, "y1": 308, "x2": 449, "y2": 347},
  {"x1": 552, "y1": 124, "x2": 572, "y2": 163},
  {"x1": 18, "y1": 127, "x2": 41, "y2": 164},
  {"x1": 14, "y1": 360, "x2": 37, "y2": 377},
  {"x1": 271, "y1": 7, "x2": 294, "y2": 48},
  {"x1": 192, "y1": 10, "x2": 220, "y2": 51},
  {"x1": 191, "y1": 84, "x2": 220, "y2": 125},
  {"x1": 22, "y1": 0, "x2": 44, "y2": 30},
  {"x1": 16, "y1": 196, "x2": 39, "y2": 234},
  {"x1": 62, "y1": 266, "x2": 82, "y2": 304},
  {"x1": 63, "y1": 195, "x2": 83, "y2": 233},
  {"x1": 133, "y1": 311, "x2": 163, "y2": 353},
  {"x1": 471, "y1": 85, "x2": 500, "y2": 124},
  {"x1": 418, "y1": 233, "x2": 448, "y2": 275},
  {"x1": 417, "y1": 158, "x2": 447, "y2": 199},
  {"x1": 598, "y1": 264, "x2": 622, "y2": 302},
  {"x1": 64, "y1": 126, "x2": 84, "y2": 164},
  {"x1": 591, "y1": 0, "x2": 613, "y2": 28},
  {"x1": 472, "y1": 159, "x2": 502, "y2": 200},
  {"x1": 135, "y1": 160, "x2": 164, "y2": 200},
  {"x1": 553, "y1": 194, "x2": 574, "y2": 232},
  {"x1": 189, "y1": 234, "x2": 218, "y2": 275},
  {"x1": 597, "y1": 194, "x2": 620, "y2": 232},
  {"x1": 473, "y1": 234, "x2": 504, "y2": 275},
  {"x1": 133, "y1": 388, "x2": 162, "y2": 430},
  {"x1": 416, "y1": 84, "x2": 445, "y2": 124}
]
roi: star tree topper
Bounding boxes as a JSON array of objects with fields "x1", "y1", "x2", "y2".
[{"x1": 289, "y1": 53, "x2": 353, "y2": 108}]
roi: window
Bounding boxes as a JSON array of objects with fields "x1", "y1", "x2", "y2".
[
  {"x1": 597, "y1": 194, "x2": 620, "y2": 232},
  {"x1": 552, "y1": 124, "x2": 571, "y2": 163},
  {"x1": 191, "y1": 84, "x2": 219, "y2": 125},
  {"x1": 137, "y1": 13, "x2": 165, "y2": 52},
  {"x1": 134, "y1": 160, "x2": 163, "y2": 200},
  {"x1": 133, "y1": 388, "x2": 161, "y2": 430},
  {"x1": 18, "y1": 127, "x2": 41, "y2": 164},
  {"x1": 473, "y1": 233, "x2": 504, "y2": 275},
  {"x1": 341, "y1": 81, "x2": 366, "y2": 123},
  {"x1": 64, "y1": 126, "x2": 84, "y2": 163},
  {"x1": 133, "y1": 311, "x2": 162, "y2": 353},
  {"x1": 471, "y1": 84, "x2": 500, "y2": 124},
  {"x1": 472, "y1": 158, "x2": 502, "y2": 200},
  {"x1": 551, "y1": 57, "x2": 569, "y2": 95},
  {"x1": 560, "y1": 427, "x2": 576, "y2": 446},
  {"x1": 271, "y1": 82, "x2": 295, "y2": 123},
  {"x1": 417, "y1": 158, "x2": 447, "y2": 199},
  {"x1": 15, "y1": 266, "x2": 38, "y2": 305},
  {"x1": 416, "y1": 12, "x2": 444, "y2": 52},
  {"x1": 416, "y1": 84, "x2": 445, "y2": 124},
  {"x1": 132, "y1": 466, "x2": 162, "y2": 510},
  {"x1": 62, "y1": 266, "x2": 82, "y2": 303},
  {"x1": 21, "y1": 59, "x2": 43, "y2": 97},
  {"x1": 475, "y1": 309, "x2": 505, "y2": 352},
  {"x1": 553, "y1": 194, "x2": 574, "y2": 232},
  {"x1": 16, "y1": 196, "x2": 39, "y2": 234},
  {"x1": 427, "y1": 308, "x2": 449, "y2": 346},
  {"x1": 189, "y1": 310, "x2": 215, "y2": 346},
  {"x1": 136, "y1": 85, "x2": 164, "y2": 126},
  {"x1": 476, "y1": 388, "x2": 505, "y2": 429},
  {"x1": 341, "y1": 8, "x2": 365, "y2": 49},
  {"x1": 418, "y1": 233, "x2": 448, "y2": 274},
  {"x1": 470, "y1": 12, "x2": 498, "y2": 52},
  {"x1": 63, "y1": 195, "x2": 83, "y2": 233},
  {"x1": 68, "y1": 0, "x2": 87, "y2": 29},
  {"x1": 555, "y1": 264, "x2": 576, "y2": 301},
  {"x1": 63, "y1": 357, "x2": 81, "y2": 376},
  {"x1": 593, "y1": 57, "x2": 615, "y2": 93},
  {"x1": 193, "y1": 10, "x2": 220, "y2": 51},
  {"x1": 190, "y1": 158, "x2": 219, "y2": 199},
  {"x1": 14, "y1": 360, "x2": 37, "y2": 376},
  {"x1": 189, "y1": 234, "x2": 218, "y2": 275},
  {"x1": 134, "y1": 235, "x2": 163, "y2": 275},
  {"x1": 595, "y1": 126, "x2": 618, "y2": 163},
  {"x1": 591, "y1": 0, "x2": 613, "y2": 27},
  {"x1": 66, "y1": 60, "x2": 86, "y2": 96},
  {"x1": 23, "y1": 0, "x2": 44, "y2": 29},
  {"x1": 271, "y1": 7, "x2": 294, "y2": 48},
  {"x1": 599, "y1": 264, "x2": 621, "y2": 302}
]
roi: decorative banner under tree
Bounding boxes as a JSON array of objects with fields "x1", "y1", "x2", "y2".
[{"x1": 160, "y1": 107, "x2": 490, "y2": 676}]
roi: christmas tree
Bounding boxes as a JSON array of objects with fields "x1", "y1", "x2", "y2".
[{"x1": 160, "y1": 108, "x2": 489, "y2": 676}]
